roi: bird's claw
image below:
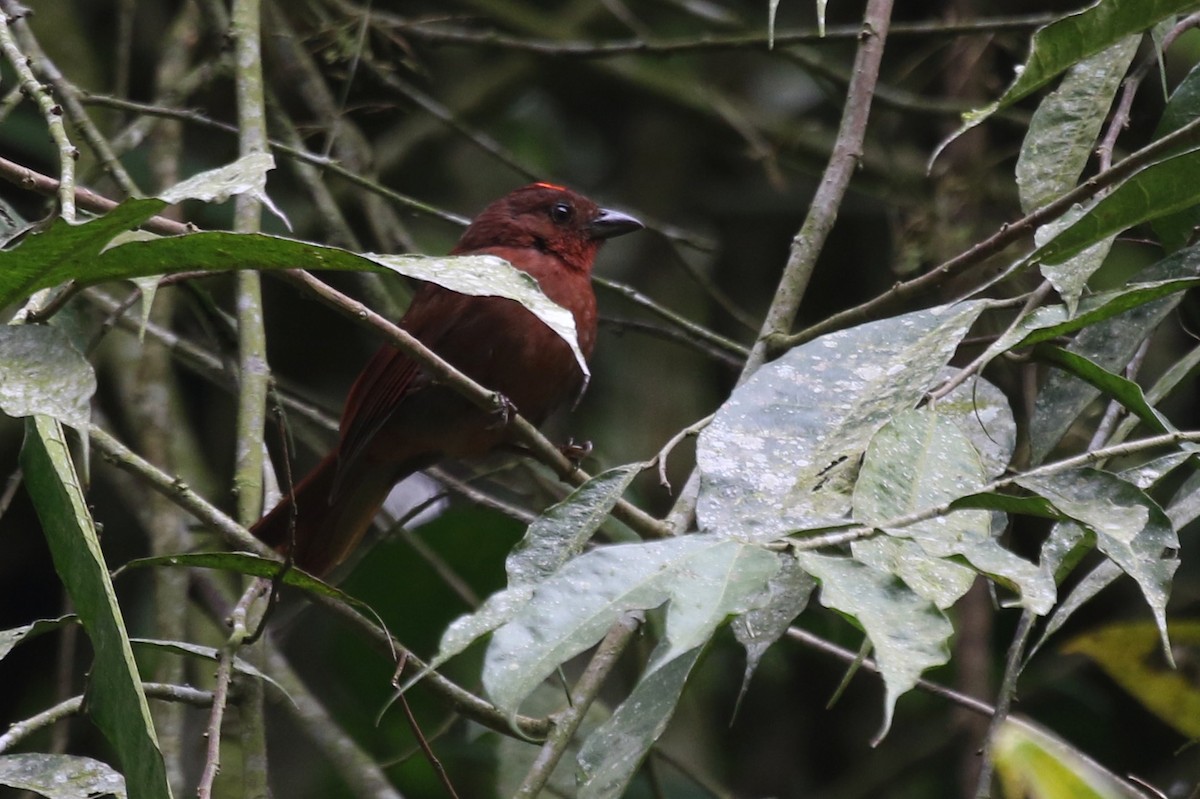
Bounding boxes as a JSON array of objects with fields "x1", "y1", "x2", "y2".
[
  {"x1": 489, "y1": 392, "x2": 516, "y2": 429},
  {"x1": 559, "y1": 438, "x2": 593, "y2": 467}
]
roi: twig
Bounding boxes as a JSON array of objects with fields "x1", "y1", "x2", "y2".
[
  {"x1": 0, "y1": 3, "x2": 77, "y2": 219},
  {"x1": 652, "y1": 413, "x2": 713, "y2": 491},
  {"x1": 0, "y1": 684, "x2": 213, "y2": 753},
  {"x1": 197, "y1": 582, "x2": 263, "y2": 799},
  {"x1": 782, "y1": 113, "x2": 1200, "y2": 351},
  {"x1": 385, "y1": 13, "x2": 1059, "y2": 57},
  {"x1": 595, "y1": 276, "x2": 750, "y2": 360},
  {"x1": 973, "y1": 609, "x2": 1036, "y2": 798},
  {"x1": 513, "y1": 614, "x2": 641, "y2": 797}
]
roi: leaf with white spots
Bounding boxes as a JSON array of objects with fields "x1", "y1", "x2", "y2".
[
  {"x1": 0, "y1": 326, "x2": 95, "y2": 429},
  {"x1": 696, "y1": 302, "x2": 987, "y2": 541},
  {"x1": 1019, "y1": 468, "x2": 1179, "y2": 658},
  {"x1": 853, "y1": 408, "x2": 1055, "y2": 614},
  {"x1": 794, "y1": 552, "x2": 953, "y2": 742},
  {"x1": 482, "y1": 535, "x2": 779, "y2": 724}
]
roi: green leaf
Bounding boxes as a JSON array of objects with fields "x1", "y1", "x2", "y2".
[
  {"x1": 934, "y1": 374, "x2": 1017, "y2": 479},
  {"x1": 1033, "y1": 145, "x2": 1200, "y2": 267},
  {"x1": 697, "y1": 301, "x2": 987, "y2": 541},
  {"x1": 731, "y1": 553, "x2": 815, "y2": 697},
  {"x1": 852, "y1": 408, "x2": 1055, "y2": 613},
  {"x1": 1034, "y1": 345, "x2": 1176, "y2": 437},
  {"x1": 576, "y1": 646, "x2": 703, "y2": 799},
  {"x1": 129, "y1": 639, "x2": 288, "y2": 697},
  {"x1": 20, "y1": 416, "x2": 173, "y2": 799},
  {"x1": 1026, "y1": 246, "x2": 1200, "y2": 461},
  {"x1": 408, "y1": 465, "x2": 643, "y2": 687},
  {"x1": 1151, "y1": 61, "x2": 1200, "y2": 250},
  {"x1": 934, "y1": 0, "x2": 1195, "y2": 159},
  {"x1": 482, "y1": 535, "x2": 779, "y2": 724},
  {"x1": 993, "y1": 719, "x2": 1145, "y2": 799},
  {"x1": 793, "y1": 551, "x2": 953, "y2": 742},
  {"x1": 1016, "y1": 36, "x2": 1139, "y2": 214},
  {"x1": 1063, "y1": 620, "x2": 1200, "y2": 738},
  {"x1": 0, "y1": 326, "x2": 95, "y2": 428},
  {"x1": 1019, "y1": 468, "x2": 1178, "y2": 658},
  {"x1": 0, "y1": 753, "x2": 126, "y2": 799},
  {"x1": 0, "y1": 616, "x2": 75, "y2": 661}
]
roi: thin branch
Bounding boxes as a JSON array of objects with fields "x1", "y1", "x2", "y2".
[
  {"x1": 384, "y1": 13, "x2": 1059, "y2": 58},
  {"x1": 514, "y1": 614, "x2": 641, "y2": 797},
  {"x1": 973, "y1": 609, "x2": 1036, "y2": 798},
  {"x1": 783, "y1": 113, "x2": 1200, "y2": 351},
  {"x1": 0, "y1": 683, "x2": 213, "y2": 753},
  {"x1": 0, "y1": 3, "x2": 77, "y2": 219}
]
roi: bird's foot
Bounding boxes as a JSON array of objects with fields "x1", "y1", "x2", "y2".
[
  {"x1": 559, "y1": 437, "x2": 593, "y2": 467},
  {"x1": 488, "y1": 392, "x2": 516, "y2": 429}
]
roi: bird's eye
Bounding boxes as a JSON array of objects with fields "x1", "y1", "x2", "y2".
[{"x1": 549, "y1": 202, "x2": 573, "y2": 224}]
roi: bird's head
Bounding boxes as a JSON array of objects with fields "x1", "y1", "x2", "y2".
[{"x1": 453, "y1": 183, "x2": 643, "y2": 272}]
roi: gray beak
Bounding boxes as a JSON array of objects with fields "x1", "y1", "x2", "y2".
[{"x1": 589, "y1": 208, "x2": 644, "y2": 240}]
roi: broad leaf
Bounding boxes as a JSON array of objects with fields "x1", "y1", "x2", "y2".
[
  {"x1": 1016, "y1": 36, "x2": 1139, "y2": 214},
  {"x1": 411, "y1": 464, "x2": 642, "y2": 685},
  {"x1": 697, "y1": 301, "x2": 986, "y2": 540},
  {"x1": 1064, "y1": 620, "x2": 1200, "y2": 738},
  {"x1": 0, "y1": 326, "x2": 95, "y2": 428},
  {"x1": 1151, "y1": 61, "x2": 1200, "y2": 250},
  {"x1": 1019, "y1": 468, "x2": 1178, "y2": 658},
  {"x1": 576, "y1": 646, "x2": 703, "y2": 799},
  {"x1": 853, "y1": 408, "x2": 1055, "y2": 613},
  {"x1": 993, "y1": 720, "x2": 1148, "y2": 799},
  {"x1": 0, "y1": 753, "x2": 126, "y2": 799},
  {"x1": 935, "y1": 0, "x2": 1193, "y2": 158},
  {"x1": 732, "y1": 553, "x2": 816, "y2": 696},
  {"x1": 793, "y1": 552, "x2": 953, "y2": 741},
  {"x1": 483, "y1": 535, "x2": 779, "y2": 723}
]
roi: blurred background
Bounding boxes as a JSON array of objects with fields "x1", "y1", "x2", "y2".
[{"x1": 2, "y1": 0, "x2": 1199, "y2": 796}]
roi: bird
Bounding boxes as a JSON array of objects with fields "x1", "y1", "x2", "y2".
[{"x1": 251, "y1": 183, "x2": 643, "y2": 576}]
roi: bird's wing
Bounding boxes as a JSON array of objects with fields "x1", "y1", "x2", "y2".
[{"x1": 332, "y1": 284, "x2": 460, "y2": 496}]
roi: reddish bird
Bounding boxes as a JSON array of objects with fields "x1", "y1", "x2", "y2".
[{"x1": 252, "y1": 183, "x2": 642, "y2": 576}]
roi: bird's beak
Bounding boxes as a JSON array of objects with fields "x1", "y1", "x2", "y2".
[{"x1": 589, "y1": 208, "x2": 644, "y2": 240}]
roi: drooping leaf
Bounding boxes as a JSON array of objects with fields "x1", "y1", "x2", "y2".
[
  {"x1": 129, "y1": 639, "x2": 287, "y2": 696},
  {"x1": 1034, "y1": 345, "x2": 1176, "y2": 437},
  {"x1": 853, "y1": 408, "x2": 1055, "y2": 614},
  {"x1": 697, "y1": 301, "x2": 987, "y2": 541},
  {"x1": 1032, "y1": 145, "x2": 1200, "y2": 267},
  {"x1": 732, "y1": 553, "x2": 816, "y2": 697},
  {"x1": 1016, "y1": 36, "x2": 1139, "y2": 214},
  {"x1": 0, "y1": 326, "x2": 95, "y2": 428},
  {"x1": 0, "y1": 616, "x2": 75, "y2": 661},
  {"x1": 0, "y1": 753, "x2": 126, "y2": 799},
  {"x1": 935, "y1": 0, "x2": 1190, "y2": 159},
  {"x1": 1019, "y1": 468, "x2": 1178, "y2": 658},
  {"x1": 934, "y1": 373, "x2": 1017, "y2": 479},
  {"x1": 576, "y1": 646, "x2": 703, "y2": 799},
  {"x1": 793, "y1": 551, "x2": 953, "y2": 741},
  {"x1": 20, "y1": 416, "x2": 173, "y2": 799},
  {"x1": 1027, "y1": 247, "x2": 1200, "y2": 461},
  {"x1": 1151, "y1": 61, "x2": 1200, "y2": 251},
  {"x1": 410, "y1": 464, "x2": 643, "y2": 686},
  {"x1": 483, "y1": 535, "x2": 779, "y2": 724},
  {"x1": 1063, "y1": 620, "x2": 1200, "y2": 738}
]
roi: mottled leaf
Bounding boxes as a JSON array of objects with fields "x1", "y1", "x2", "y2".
[
  {"x1": 793, "y1": 552, "x2": 953, "y2": 741},
  {"x1": 0, "y1": 326, "x2": 95, "y2": 428},
  {"x1": 0, "y1": 753, "x2": 126, "y2": 799},
  {"x1": 697, "y1": 302, "x2": 986, "y2": 541},
  {"x1": 577, "y1": 646, "x2": 703, "y2": 799},
  {"x1": 483, "y1": 535, "x2": 779, "y2": 723}
]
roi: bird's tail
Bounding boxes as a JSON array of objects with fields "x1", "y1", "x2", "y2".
[{"x1": 251, "y1": 452, "x2": 395, "y2": 577}]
